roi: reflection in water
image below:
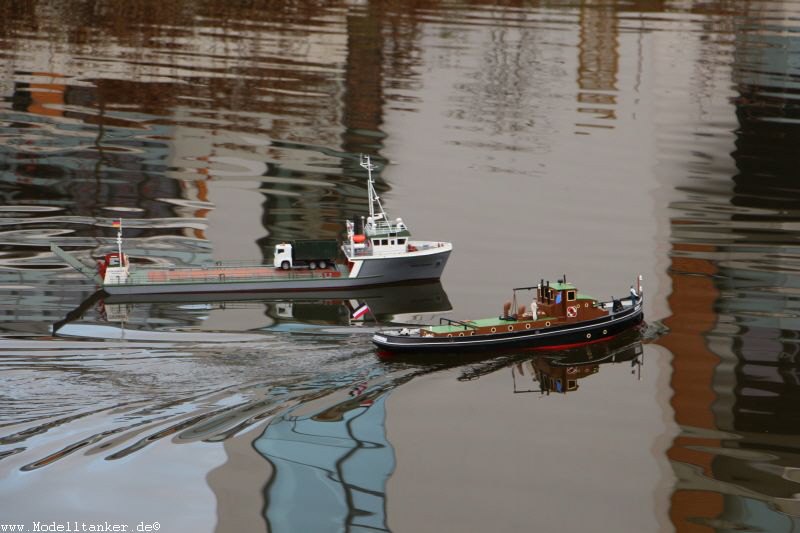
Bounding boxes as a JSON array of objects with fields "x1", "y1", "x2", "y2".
[
  {"x1": 48, "y1": 281, "x2": 452, "y2": 340},
  {"x1": 2, "y1": 1, "x2": 800, "y2": 532},
  {"x1": 512, "y1": 336, "x2": 643, "y2": 395},
  {"x1": 445, "y1": 328, "x2": 648, "y2": 393},
  {"x1": 575, "y1": 1, "x2": 619, "y2": 132},
  {"x1": 255, "y1": 372, "x2": 402, "y2": 533},
  {"x1": 255, "y1": 332, "x2": 647, "y2": 533},
  {"x1": 659, "y1": 5, "x2": 800, "y2": 530}
]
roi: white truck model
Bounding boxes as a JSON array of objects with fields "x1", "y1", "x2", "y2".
[{"x1": 274, "y1": 239, "x2": 339, "y2": 270}]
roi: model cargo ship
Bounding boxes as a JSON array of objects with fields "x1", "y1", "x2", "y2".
[
  {"x1": 372, "y1": 276, "x2": 644, "y2": 353},
  {"x1": 52, "y1": 156, "x2": 452, "y2": 296}
]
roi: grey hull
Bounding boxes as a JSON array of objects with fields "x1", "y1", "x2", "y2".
[
  {"x1": 354, "y1": 248, "x2": 451, "y2": 284},
  {"x1": 103, "y1": 248, "x2": 451, "y2": 296}
]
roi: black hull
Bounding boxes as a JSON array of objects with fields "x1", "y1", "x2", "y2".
[{"x1": 372, "y1": 301, "x2": 644, "y2": 353}]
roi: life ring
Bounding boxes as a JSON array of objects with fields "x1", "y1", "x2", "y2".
[
  {"x1": 567, "y1": 366, "x2": 577, "y2": 374},
  {"x1": 567, "y1": 306, "x2": 578, "y2": 318}
]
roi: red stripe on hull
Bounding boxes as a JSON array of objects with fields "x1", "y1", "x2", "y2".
[{"x1": 527, "y1": 333, "x2": 619, "y2": 351}]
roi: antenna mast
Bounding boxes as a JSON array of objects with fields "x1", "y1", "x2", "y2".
[
  {"x1": 360, "y1": 155, "x2": 389, "y2": 224},
  {"x1": 116, "y1": 218, "x2": 123, "y2": 264}
]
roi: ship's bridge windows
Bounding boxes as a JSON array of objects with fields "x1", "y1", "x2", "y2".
[
  {"x1": 398, "y1": 238, "x2": 406, "y2": 245},
  {"x1": 276, "y1": 248, "x2": 285, "y2": 254},
  {"x1": 381, "y1": 239, "x2": 388, "y2": 246},
  {"x1": 372, "y1": 239, "x2": 380, "y2": 246},
  {"x1": 567, "y1": 290, "x2": 576, "y2": 301}
]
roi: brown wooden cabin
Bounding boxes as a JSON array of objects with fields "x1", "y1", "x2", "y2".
[
  {"x1": 532, "y1": 358, "x2": 599, "y2": 394},
  {"x1": 421, "y1": 279, "x2": 610, "y2": 338}
]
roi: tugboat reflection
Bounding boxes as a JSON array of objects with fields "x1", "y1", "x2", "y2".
[
  {"x1": 450, "y1": 329, "x2": 646, "y2": 396},
  {"x1": 511, "y1": 334, "x2": 644, "y2": 395}
]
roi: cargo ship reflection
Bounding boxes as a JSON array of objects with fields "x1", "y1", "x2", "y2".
[{"x1": 52, "y1": 281, "x2": 452, "y2": 338}]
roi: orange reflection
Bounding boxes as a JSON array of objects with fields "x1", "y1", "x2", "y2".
[{"x1": 656, "y1": 242, "x2": 723, "y2": 532}]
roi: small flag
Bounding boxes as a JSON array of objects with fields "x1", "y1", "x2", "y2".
[
  {"x1": 112, "y1": 219, "x2": 121, "y2": 228},
  {"x1": 352, "y1": 303, "x2": 370, "y2": 319}
]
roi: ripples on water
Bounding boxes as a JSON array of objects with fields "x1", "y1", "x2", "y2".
[
  {"x1": 652, "y1": 3, "x2": 800, "y2": 530},
  {"x1": 2, "y1": 0, "x2": 800, "y2": 531}
]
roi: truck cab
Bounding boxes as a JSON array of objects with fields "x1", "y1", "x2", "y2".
[{"x1": 274, "y1": 243, "x2": 293, "y2": 270}]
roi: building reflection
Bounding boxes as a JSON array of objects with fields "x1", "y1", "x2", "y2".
[
  {"x1": 575, "y1": 1, "x2": 619, "y2": 132},
  {"x1": 658, "y1": 5, "x2": 800, "y2": 530},
  {"x1": 254, "y1": 379, "x2": 397, "y2": 533}
]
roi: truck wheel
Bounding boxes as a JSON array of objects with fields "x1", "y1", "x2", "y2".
[
  {"x1": 281, "y1": 261, "x2": 290, "y2": 270},
  {"x1": 319, "y1": 260, "x2": 327, "y2": 269},
  {"x1": 309, "y1": 261, "x2": 317, "y2": 270}
]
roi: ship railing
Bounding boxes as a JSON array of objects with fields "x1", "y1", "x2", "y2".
[
  {"x1": 410, "y1": 241, "x2": 449, "y2": 250},
  {"x1": 439, "y1": 317, "x2": 478, "y2": 330},
  {"x1": 121, "y1": 267, "x2": 341, "y2": 285},
  {"x1": 366, "y1": 220, "x2": 406, "y2": 234},
  {"x1": 344, "y1": 240, "x2": 450, "y2": 257},
  {"x1": 142, "y1": 259, "x2": 271, "y2": 270}
]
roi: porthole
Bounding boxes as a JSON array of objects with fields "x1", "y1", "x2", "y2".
[
  {"x1": 458, "y1": 332, "x2": 465, "y2": 337},
  {"x1": 490, "y1": 327, "x2": 497, "y2": 333},
  {"x1": 603, "y1": 329, "x2": 607, "y2": 335},
  {"x1": 545, "y1": 321, "x2": 551, "y2": 327},
  {"x1": 525, "y1": 323, "x2": 531, "y2": 329},
  {"x1": 508, "y1": 325, "x2": 514, "y2": 331},
  {"x1": 584, "y1": 303, "x2": 589, "y2": 307},
  {"x1": 586, "y1": 333, "x2": 592, "y2": 339},
  {"x1": 470, "y1": 331, "x2": 475, "y2": 336},
  {"x1": 447, "y1": 334, "x2": 452, "y2": 337}
]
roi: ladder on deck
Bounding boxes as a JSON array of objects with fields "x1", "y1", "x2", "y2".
[{"x1": 50, "y1": 243, "x2": 104, "y2": 285}]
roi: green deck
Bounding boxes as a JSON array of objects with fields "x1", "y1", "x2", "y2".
[{"x1": 427, "y1": 316, "x2": 557, "y2": 334}]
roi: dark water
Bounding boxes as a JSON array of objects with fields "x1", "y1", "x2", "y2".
[{"x1": 1, "y1": 1, "x2": 800, "y2": 532}]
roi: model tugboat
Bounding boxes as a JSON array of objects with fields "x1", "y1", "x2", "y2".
[
  {"x1": 372, "y1": 275, "x2": 644, "y2": 353},
  {"x1": 51, "y1": 156, "x2": 452, "y2": 297}
]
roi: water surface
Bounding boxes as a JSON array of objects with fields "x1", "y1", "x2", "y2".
[{"x1": 2, "y1": 1, "x2": 800, "y2": 532}]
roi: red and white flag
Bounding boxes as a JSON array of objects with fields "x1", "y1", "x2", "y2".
[{"x1": 352, "y1": 303, "x2": 370, "y2": 319}]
